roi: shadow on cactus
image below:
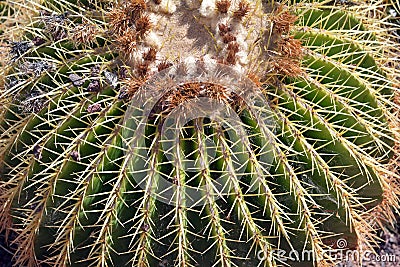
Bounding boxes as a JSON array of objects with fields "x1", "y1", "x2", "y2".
[{"x1": 0, "y1": 0, "x2": 399, "y2": 266}]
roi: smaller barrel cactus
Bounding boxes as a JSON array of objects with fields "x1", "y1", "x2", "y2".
[{"x1": 0, "y1": 0, "x2": 399, "y2": 266}]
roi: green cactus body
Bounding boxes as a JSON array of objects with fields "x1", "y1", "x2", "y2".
[{"x1": 0, "y1": 0, "x2": 398, "y2": 266}]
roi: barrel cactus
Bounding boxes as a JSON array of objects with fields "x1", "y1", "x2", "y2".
[{"x1": 0, "y1": 0, "x2": 399, "y2": 266}]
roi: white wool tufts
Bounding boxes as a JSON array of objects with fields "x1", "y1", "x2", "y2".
[
  {"x1": 236, "y1": 51, "x2": 249, "y2": 65},
  {"x1": 236, "y1": 35, "x2": 248, "y2": 51},
  {"x1": 184, "y1": 56, "x2": 198, "y2": 76},
  {"x1": 199, "y1": 0, "x2": 217, "y2": 18},
  {"x1": 144, "y1": 32, "x2": 162, "y2": 49},
  {"x1": 159, "y1": 0, "x2": 177, "y2": 14},
  {"x1": 202, "y1": 54, "x2": 217, "y2": 73}
]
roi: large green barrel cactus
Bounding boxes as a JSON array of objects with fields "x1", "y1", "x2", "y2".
[{"x1": 0, "y1": 0, "x2": 399, "y2": 266}]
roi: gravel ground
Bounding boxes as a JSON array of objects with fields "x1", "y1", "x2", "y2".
[
  {"x1": 366, "y1": 215, "x2": 400, "y2": 267},
  {"x1": 337, "y1": 215, "x2": 400, "y2": 267},
  {"x1": 371, "y1": 228, "x2": 400, "y2": 267}
]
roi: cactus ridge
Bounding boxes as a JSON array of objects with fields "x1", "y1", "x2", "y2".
[{"x1": 0, "y1": 0, "x2": 399, "y2": 266}]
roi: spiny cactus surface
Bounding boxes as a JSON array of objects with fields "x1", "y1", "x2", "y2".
[{"x1": 0, "y1": 0, "x2": 399, "y2": 266}]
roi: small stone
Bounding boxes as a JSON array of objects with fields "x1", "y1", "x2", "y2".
[
  {"x1": 70, "y1": 151, "x2": 80, "y2": 161},
  {"x1": 22, "y1": 61, "x2": 53, "y2": 76},
  {"x1": 69, "y1": 73, "x2": 85, "y2": 86},
  {"x1": 33, "y1": 144, "x2": 42, "y2": 160},
  {"x1": 32, "y1": 37, "x2": 46, "y2": 46},
  {"x1": 87, "y1": 103, "x2": 102, "y2": 113},
  {"x1": 104, "y1": 71, "x2": 118, "y2": 88},
  {"x1": 118, "y1": 87, "x2": 130, "y2": 100},
  {"x1": 389, "y1": 9, "x2": 397, "y2": 18},
  {"x1": 10, "y1": 41, "x2": 32, "y2": 60},
  {"x1": 87, "y1": 80, "x2": 100, "y2": 92},
  {"x1": 5, "y1": 77, "x2": 19, "y2": 90},
  {"x1": 40, "y1": 11, "x2": 69, "y2": 41},
  {"x1": 90, "y1": 65, "x2": 101, "y2": 77},
  {"x1": 21, "y1": 93, "x2": 47, "y2": 113}
]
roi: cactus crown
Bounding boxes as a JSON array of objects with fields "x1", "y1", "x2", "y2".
[{"x1": 0, "y1": 0, "x2": 399, "y2": 266}]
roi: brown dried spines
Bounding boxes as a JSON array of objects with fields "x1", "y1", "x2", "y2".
[
  {"x1": 157, "y1": 60, "x2": 173, "y2": 72},
  {"x1": 108, "y1": 7, "x2": 131, "y2": 36},
  {"x1": 225, "y1": 49, "x2": 236, "y2": 65},
  {"x1": 119, "y1": 77, "x2": 145, "y2": 99},
  {"x1": 227, "y1": 42, "x2": 239, "y2": 53},
  {"x1": 222, "y1": 32, "x2": 236, "y2": 43},
  {"x1": 233, "y1": 0, "x2": 251, "y2": 20},
  {"x1": 71, "y1": 23, "x2": 98, "y2": 45},
  {"x1": 125, "y1": 0, "x2": 147, "y2": 23},
  {"x1": 272, "y1": 8, "x2": 298, "y2": 34},
  {"x1": 143, "y1": 48, "x2": 157, "y2": 62},
  {"x1": 268, "y1": 7, "x2": 303, "y2": 78},
  {"x1": 109, "y1": 6, "x2": 152, "y2": 58},
  {"x1": 108, "y1": 0, "x2": 149, "y2": 37},
  {"x1": 175, "y1": 61, "x2": 188, "y2": 76},
  {"x1": 218, "y1": 23, "x2": 231, "y2": 36},
  {"x1": 135, "y1": 14, "x2": 152, "y2": 37},
  {"x1": 277, "y1": 36, "x2": 303, "y2": 59},
  {"x1": 136, "y1": 62, "x2": 150, "y2": 77},
  {"x1": 161, "y1": 82, "x2": 232, "y2": 113},
  {"x1": 270, "y1": 57, "x2": 302, "y2": 77},
  {"x1": 225, "y1": 41, "x2": 239, "y2": 65},
  {"x1": 216, "y1": 0, "x2": 231, "y2": 14},
  {"x1": 127, "y1": 0, "x2": 147, "y2": 13},
  {"x1": 219, "y1": 22, "x2": 237, "y2": 58},
  {"x1": 246, "y1": 72, "x2": 262, "y2": 88},
  {"x1": 115, "y1": 29, "x2": 137, "y2": 55}
]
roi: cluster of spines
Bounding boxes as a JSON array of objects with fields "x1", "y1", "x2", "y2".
[
  {"x1": 108, "y1": 0, "x2": 151, "y2": 45},
  {"x1": 214, "y1": 0, "x2": 250, "y2": 19}
]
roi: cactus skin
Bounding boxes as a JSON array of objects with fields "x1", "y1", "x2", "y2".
[{"x1": 0, "y1": 0, "x2": 399, "y2": 266}]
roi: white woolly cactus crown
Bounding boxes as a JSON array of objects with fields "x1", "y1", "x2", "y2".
[{"x1": 110, "y1": 0, "x2": 302, "y2": 82}]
